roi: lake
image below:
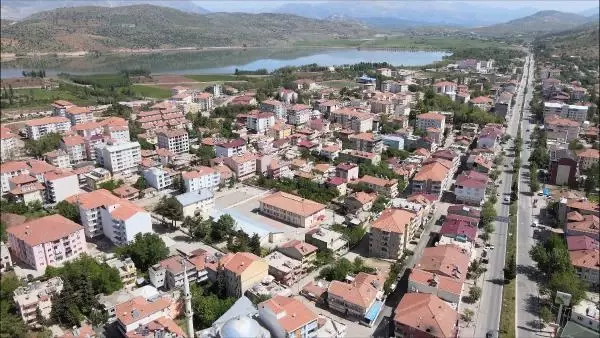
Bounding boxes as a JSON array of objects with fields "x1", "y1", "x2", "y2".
[{"x1": 0, "y1": 48, "x2": 449, "y2": 79}]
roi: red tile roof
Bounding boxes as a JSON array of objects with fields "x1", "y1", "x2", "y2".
[{"x1": 8, "y1": 214, "x2": 82, "y2": 247}]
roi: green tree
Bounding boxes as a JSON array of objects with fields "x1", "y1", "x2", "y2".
[
  {"x1": 132, "y1": 176, "x2": 148, "y2": 190},
  {"x1": 154, "y1": 196, "x2": 183, "y2": 225},
  {"x1": 583, "y1": 163, "x2": 599, "y2": 195},
  {"x1": 539, "y1": 306, "x2": 553, "y2": 326},
  {"x1": 504, "y1": 254, "x2": 516, "y2": 281},
  {"x1": 98, "y1": 179, "x2": 124, "y2": 192},
  {"x1": 116, "y1": 233, "x2": 169, "y2": 271},
  {"x1": 24, "y1": 132, "x2": 62, "y2": 158},
  {"x1": 529, "y1": 234, "x2": 572, "y2": 276},
  {"x1": 481, "y1": 201, "x2": 497, "y2": 226},
  {"x1": 191, "y1": 284, "x2": 236, "y2": 329},
  {"x1": 55, "y1": 200, "x2": 80, "y2": 223},
  {"x1": 468, "y1": 285, "x2": 482, "y2": 302},
  {"x1": 548, "y1": 271, "x2": 586, "y2": 305},
  {"x1": 249, "y1": 234, "x2": 261, "y2": 256},
  {"x1": 462, "y1": 309, "x2": 474, "y2": 325},
  {"x1": 195, "y1": 145, "x2": 216, "y2": 165}
]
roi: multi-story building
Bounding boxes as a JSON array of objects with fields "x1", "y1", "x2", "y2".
[
  {"x1": 408, "y1": 268, "x2": 464, "y2": 304},
  {"x1": 64, "y1": 106, "x2": 94, "y2": 125},
  {"x1": 494, "y1": 92, "x2": 513, "y2": 119},
  {"x1": 95, "y1": 141, "x2": 141, "y2": 174},
  {"x1": 59, "y1": 134, "x2": 86, "y2": 164},
  {"x1": 13, "y1": 277, "x2": 64, "y2": 326},
  {"x1": 393, "y1": 293, "x2": 459, "y2": 338},
  {"x1": 247, "y1": 111, "x2": 275, "y2": 134},
  {"x1": 215, "y1": 138, "x2": 247, "y2": 158},
  {"x1": 357, "y1": 175, "x2": 399, "y2": 197},
  {"x1": 305, "y1": 227, "x2": 348, "y2": 256},
  {"x1": 540, "y1": 67, "x2": 561, "y2": 79},
  {"x1": 100, "y1": 116, "x2": 130, "y2": 143},
  {"x1": 287, "y1": 104, "x2": 311, "y2": 126},
  {"x1": 329, "y1": 108, "x2": 373, "y2": 133},
  {"x1": 348, "y1": 133, "x2": 383, "y2": 153},
  {"x1": 549, "y1": 150, "x2": 578, "y2": 187},
  {"x1": 454, "y1": 170, "x2": 489, "y2": 206},
  {"x1": 264, "y1": 251, "x2": 301, "y2": 286},
  {"x1": 194, "y1": 92, "x2": 214, "y2": 111},
  {"x1": 260, "y1": 191, "x2": 326, "y2": 228},
  {"x1": 25, "y1": 116, "x2": 71, "y2": 140},
  {"x1": 182, "y1": 166, "x2": 221, "y2": 192},
  {"x1": 327, "y1": 272, "x2": 385, "y2": 324},
  {"x1": 1, "y1": 161, "x2": 30, "y2": 195},
  {"x1": 149, "y1": 254, "x2": 207, "y2": 290},
  {"x1": 271, "y1": 122, "x2": 293, "y2": 140},
  {"x1": 258, "y1": 295, "x2": 318, "y2": 338},
  {"x1": 105, "y1": 256, "x2": 137, "y2": 289},
  {"x1": 569, "y1": 249, "x2": 599, "y2": 288},
  {"x1": 223, "y1": 153, "x2": 257, "y2": 180},
  {"x1": 51, "y1": 100, "x2": 74, "y2": 116},
  {"x1": 277, "y1": 239, "x2": 318, "y2": 273},
  {"x1": 217, "y1": 252, "x2": 269, "y2": 297},
  {"x1": 114, "y1": 296, "x2": 180, "y2": 336},
  {"x1": 7, "y1": 174, "x2": 45, "y2": 204},
  {"x1": 416, "y1": 112, "x2": 446, "y2": 132},
  {"x1": 544, "y1": 114, "x2": 581, "y2": 141},
  {"x1": 260, "y1": 100, "x2": 286, "y2": 120},
  {"x1": 417, "y1": 245, "x2": 470, "y2": 280},
  {"x1": 469, "y1": 96, "x2": 494, "y2": 111},
  {"x1": 157, "y1": 129, "x2": 189, "y2": 154},
  {"x1": 1, "y1": 126, "x2": 19, "y2": 160},
  {"x1": 335, "y1": 163, "x2": 359, "y2": 182},
  {"x1": 369, "y1": 209, "x2": 418, "y2": 259},
  {"x1": 44, "y1": 170, "x2": 79, "y2": 203},
  {"x1": 543, "y1": 102, "x2": 589, "y2": 123},
  {"x1": 67, "y1": 189, "x2": 152, "y2": 244},
  {"x1": 44, "y1": 150, "x2": 71, "y2": 169},
  {"x1": 1, "y1": 242, "x2": 12, "y2": 272},
  {"x1": 412, "y1": 161, "x2": 451, "y2": 196},
  {"x1": 175, "y1": 190, "x2": 214, "y2": 219},
  {"x1": 577, "y1": 148, "x2": 600, "y2": 171},
  {"x1": 143, "y1": 166, "x2": 177, "y2": 191},
  {"x1": 6, "y1": 215, "x2": 87, "y2": 271}
]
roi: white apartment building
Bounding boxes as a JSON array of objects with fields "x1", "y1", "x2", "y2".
[
  {"x1": 247, "y1": 111, "x2": 275, "y2": 133},
  {"x1": 44, "y1": 150, "x2": 71, "y2": 169},
  {"x1": 13, "y1": 277, "x2": 64, "y2": 326},
  {"x1": 287, "y1": 105, "x2": 311, "y2": 126},
  {"x1": 1, "y1": 242, "x2": 12, "y2": 272},
  {"x1": 1, "y1": 127, "x2": 19, "y2": 160},
  {"x1": 194, "y1": 92, "x2": 214, "y2": 111},
  {"x1": 67, "y1": 189, "x2": 152, "y2": 245},
  {"x1": 65, "y1": 106, "x2": 94, "y2": 125},
  {"x1": 157, "y1": 129, "x2": 189, "y2": 154},
  {"x1": 260, "y1": 100, "x2": 286, "y2": 119},
  {"x1": 95, "y1": 141, "x2": 141, "y2": 174},
  {"x1": 44, "y1": 170, "x2": 79, "y2": 203},
  {"x1": 143, "y1": 167, "x2": 177, "y2": 191},
  {"x1": 543, "y1": 102, "x2": 589, "y2": 123},
  {"x1": 25, "y1": 116, "x2": 71, "y2": 140},
  {"x1": 182, "y1": 166, "x2": 220, "y2": 192},
  {"x1": 416, "y1": 112, "x2": 446, "y2": 132},
  {"x1": 1, "y1": 161, "x2": 30, "y2": 195},
  {"x1": 51, "y1": 100, "x2": 74, "y2": 116},
  {"x1": 216, "y1": 138, "x2": 247, "y2": 158},
  {"x1": 60, "y1": 134, "x2": 86, "y2": 164}
]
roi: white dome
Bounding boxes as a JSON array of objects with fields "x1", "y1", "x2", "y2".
[{"x1": 220, "y1": 316, "x2": 261, "y2": 338}]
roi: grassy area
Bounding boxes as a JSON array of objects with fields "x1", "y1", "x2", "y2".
[
  {"x1": 293, "y1": 39, "x2": 368, "y2": 48},
  {"x1": 1, "y1": 88, "x2": 94, "y2": 109},
  {"x1": 184, "y1": 74, "x2": 240, "y2": 82},
  {"x1": 296, "y1": 36, "x2": 515, "y2": 51},
  {"x1": 588, "y1": 194, "x2": 599, "y2": 203},
  {"x1": 319, "y1": 80, "x2": 358, "y2": 89},
  {"x1": 131, "y1": 85, "x2": 172, "y2": 99},
  {"x1": 500, "y1": 202, "x2": 518, "y2": 338}
]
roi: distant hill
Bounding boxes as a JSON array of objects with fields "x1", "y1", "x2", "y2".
[
  {"x1": 0, "y1": 5, "x2": 373, "y2": 53},
  {"x1": 577, "y1": 6, "x2": 599, "y2": 18},
  {"x1": 472, "y1": 10, "x2": 594, "y2": 36},
  {"x1": 535, "y1": 22, "x2": 600, "y2": 61}
]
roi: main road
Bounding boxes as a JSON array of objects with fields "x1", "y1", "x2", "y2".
[
  {"x1": 473, "y1": 52, "x2": 534, "y2": 338},
  {"x1": 515, "y1": 54, "x2": 546, "y2": 336}
]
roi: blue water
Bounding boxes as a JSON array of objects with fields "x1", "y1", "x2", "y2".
[{"x1": 364, "y1": 299, "x2": 385, "y2": 323}]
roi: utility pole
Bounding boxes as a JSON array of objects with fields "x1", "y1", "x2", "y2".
[{"x1": 183, "y1": 261, "x2": 194, "y2": 338}]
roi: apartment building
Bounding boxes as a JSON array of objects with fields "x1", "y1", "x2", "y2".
[
  {"x1": 259, "y1": 295, "x2": 318, "y2": 338},
  {"x1": 348, "y1": 132, "x2": 383, "y2": 153},
  {"x1": 51, "y1": 100, "x2": 74, "y2": 116},
  {"x1": 577, "y1": 148, "x2": 599, "y2": 171},
  {"x1": 64, "y1": 106, "x2": 94, "y2": 125},
  {"x1": 217, "y1": 252, "x2": 269, "y2": 297},
  {"x1": 544, "y1": 114, "x2": 581, "y2": 141},
  {"x1": 175, "y1": 190, "x2": 215, "y2": 219},
  {"x1": 369, "y1": 209, "x2": 418, "y2": 259},
  {"x1": 494, "y1": 92, "x2": 513, "y2": 119},
  {"x1": 216, "y1": 138, "x2": 247, "y2": 158},
  {"x1": 6, "y1": 215, "x2": 87, "y2": 271},
  {"x1": 182, "y1": 166, "x2": 220, "y2": 192},
  {"x1": 223, "y1": 153, "x2": 257, "y2": 180},
  {"x1": 143, "y1": 166, "x2": 177, "y2": 191},
  {"x1": 272, "y1": 122, "x2": 293, "y2": 140},
  {"x1": 357, "y1": 175, "x2": 399, "y2": 197},
  {"x1": 13, "y1": 277, "x2": 64, "y2": 326},
  {"x1": 44, "y1": 150, "x2": 70, "y2": 169},
  {"x1": 454, "y1": 170, "x2": 489, "y2": 206},
  {"x1": 0, "y1": 161, "x2": 30, "y2": 195},
  {"x1": 95, "y1": 141, "x2": 141, "y2": 174},
  {"x1": 105, "y1": 256, "x2": 137, "y2": 289},
  {"x1": 543, "y1": 102, "x2": 589, "y2": 123},
  {"x1": 1, "y1": 242, "x2": 12, "y2": 272},
  {"x1": 264, "y1": 251, "x2": 301, "y2": 286},
  {"x1": 1, "y1": 126, "x2": 19, "y2": 160},
  {"x1": 259, "y1": 192, "x2": 326, "y2": 228},
  {"x1": 7, "y1": 174, "x2": 45, "y2": 204},
  {"x1": 305, "y1": 227, "x2": 348, "y2": 256},
  {"x1": 25, "y1": 116, "x2": 71, "y2": 140},
  {"x1": 327, "y1": 272, "x2": 385, "y2": 324},
  {"x1": 394, "y1": 293, "x2": 459, "y2": 338},
  {"x1": 67, "y1": 189, "x2": 152, "y2": 244},
  {"x1": 260, "y1": 100, "x2": 286, "y2": 119},
  {"x1": 417, "y1": 245, "x2": 470, "y2": 281},
  {"x1": 469, "y1": 96, "x2": 494, "y2": 111},
  {"x1": 416, "y1": 112, "x2": 446, "y2": 132},
  {"x1": 157, "y1": 129, "x2": 189, "y2": 154},
  {"x1": 408, "y1": 269, "x2": 464, "y2": 304},
  {"x1": 412, "y1": 161, "x2": 451, "y2": 196},
  {"x1": 335, "y1": 163, "x2": 359, "y2": 182},
  {"x1": 149, "y1": 254, "x2": 207, "y2": 290},
  {"x1": 194, "y1": 92, "x2": 214, "y2": 111},
  {"x1": 277, "y1": 240, "x2": 318, "y2": 272},
  {"x1": 44, "y1": 170, "x2": 79, "y2": 203},
  {"x1": 569, "y1": 249, "x2": 599, "y2": 288},
  {"x1": 329, "y1": 108, "x2": 373, "y2": 133},
  {"x1": 115, "y1": 296, "x2": 180, "y2": 336},
  {"x1": 100, "y1": 116, "x2": 130, "y2": 143},
  {"x1": 287, "y1": 104, "x2": 311, "y2": 126},
  {"x1": 247, "y1": 111, "x2": 275, "y2": 133},
  {"x1": 59, "y1": 134, "x2": 86, "y2": 164}
]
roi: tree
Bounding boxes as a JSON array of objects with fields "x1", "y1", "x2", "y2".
[
  {"x1": 154, "y1": 196, "x2": 183, "y2": 225},
  {"x1": 98, "y1": 179, "x2": 124, "y2": 192},
  {"x1": 133, "y1": 176, "x2": 147, "y2": 190},
  {"x1": 191, "y1": 284, "x2": 236, "y2": 329},
  {"x1": 481, "y1": 201, "x2": 497, "y2": 226},
  {"x1": 468, "y1": 285, "x2": 482, "y2": 302},
  {"x1": 24, "y1": 132, "x2": 62, "y2": 158},
  {"x1": 116, "y1": 233, "x2": 169, "y2": 271},
  {"x1": 195, "y1": 145, "x2": 216, "y2": 165},
  {"x1": 55, "y1": 200, "x2": 80, "y2": 223},
  {"x1": 211, "y1": 214, "x2": 237, "y2": 242},
  {"x1": 504, "y1": 254, "x2": 516, "y2": 281},
  {"x1": 539, "y1": 306, "x2": 553, "y2": 326},
  {"x1": 462, "y1": 309, "x2": 474, "y2": 325},
  {"x1": 583, "y1": 163, "x2": 599, "y2": 195},
  {"x1": 249, "y1": 234, "x2": 261, "y2": 256},
  {"x1": 548, "y1": 270, "x2": 586, "y2": 305},
  {"x1": 529, "y1": 234, "x2": 573, "y2": 276}
]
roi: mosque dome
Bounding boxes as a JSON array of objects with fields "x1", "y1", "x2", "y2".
[{"x1": 220, "y1": 316, "x2": 261, "y2": 338}]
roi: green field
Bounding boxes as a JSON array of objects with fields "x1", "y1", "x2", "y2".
[
  {"x1": 293, "y1": 39, "x2": 368, "y2": 48},
  {"x1": 296, "y1": 36, "x2": 514, "y2": 51},
  {"x1": 131, "y1": 85, "x2": 172, "y2": 99},
  {"x1": 1, "y1": 88, "x2": 95, "y2": 109}
]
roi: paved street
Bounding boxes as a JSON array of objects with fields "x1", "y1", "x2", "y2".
[{"x1": 473, "y1": 53, "x2": 533, "y2": 338}]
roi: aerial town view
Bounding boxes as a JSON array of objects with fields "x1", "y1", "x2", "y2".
[{"x1": 0, "y1": 1, "x2": 598, "y2": 337}]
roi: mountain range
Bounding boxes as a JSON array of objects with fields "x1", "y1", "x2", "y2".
[{"x1": 470, "y1": 10, "x2": 597, "y2": 36}]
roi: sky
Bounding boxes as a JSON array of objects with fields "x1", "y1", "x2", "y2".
[{"x1": 196, "y1": 0, "x2": 598, "y2": 14}]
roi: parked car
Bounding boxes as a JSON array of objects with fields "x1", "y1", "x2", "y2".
[{"x1": 504, "y1": 196, "x2": 510, "y2": 202}]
